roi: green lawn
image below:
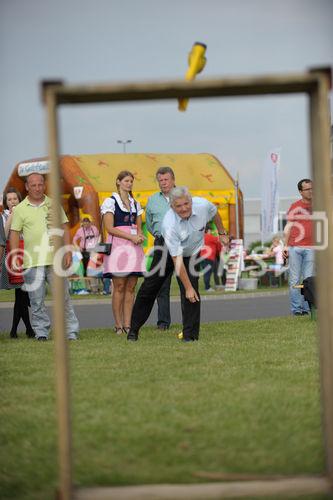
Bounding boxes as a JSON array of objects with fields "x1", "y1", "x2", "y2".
[{"x1": 0, "y1": 317, "x2": 325, "y2": 500}]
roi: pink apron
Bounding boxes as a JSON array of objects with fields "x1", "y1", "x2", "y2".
[{"x1": 103, "y1": 225, "x2": 146, "y2": 275}]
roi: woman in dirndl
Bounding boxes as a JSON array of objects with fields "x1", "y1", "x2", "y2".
[
  {"x1": 0, "y1": 187, "x2": 35, "y2": 338},
  {"x1": 101, "y1": 171, "x2": 145, "y2": 335}
]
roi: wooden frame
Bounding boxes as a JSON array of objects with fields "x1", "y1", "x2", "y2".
[{"x1": 43, "y1": 69, "x2": 332, "y2": 500}]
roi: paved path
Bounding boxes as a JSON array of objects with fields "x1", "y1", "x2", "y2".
[{"x1": 0, "y1": 291, "x2": 290, "y2": 332}]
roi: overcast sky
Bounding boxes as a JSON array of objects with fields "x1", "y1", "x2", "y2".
[{"x1": 1, "y1": 0, "x2": 332, "y2": 199}]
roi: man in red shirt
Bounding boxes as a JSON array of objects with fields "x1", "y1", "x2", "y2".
[{"x1": 283, "y1": 179, "x2": 314, "y2": 315}]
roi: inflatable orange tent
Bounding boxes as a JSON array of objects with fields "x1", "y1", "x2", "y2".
[{"x1": 4, "y1": 152, "x2": 243, "y2": 249}]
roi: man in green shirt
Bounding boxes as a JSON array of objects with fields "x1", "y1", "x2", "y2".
[{"x1": 10, "y1": 173, "x2": 79, "y2": 340}]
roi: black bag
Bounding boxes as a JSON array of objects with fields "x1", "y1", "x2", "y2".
[
  {"x1": 90, "y1": 214, "x2": 112, "y2": 255},
  {"x1": 302, "y1": 276, "x2": 316, "y2": 308},
  {"x1": 91, "y1": 242, "x2": 112, "y2": 255}
]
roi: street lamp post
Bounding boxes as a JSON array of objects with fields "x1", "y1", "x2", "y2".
[{"x1": 117, "y1": 139, "x2": 132, "y2": 153}]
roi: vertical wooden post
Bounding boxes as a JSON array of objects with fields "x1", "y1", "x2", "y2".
[
  {"x1": 309, "y1": 72, "x2": 333, "y2": 485},
  {"x1": 45, "y1": 88, "x2": 73, "y2": 500}
]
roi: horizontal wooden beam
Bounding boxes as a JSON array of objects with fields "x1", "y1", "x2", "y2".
[
  {"x1": 42, "y1": 72, "x2": 322, "y2": 106},
  {"x1": 73, "y1": 476, "x2": 331, "y2": 499}
]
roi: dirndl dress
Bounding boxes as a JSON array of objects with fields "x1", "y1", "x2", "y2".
[{"x1": 101, "y1": 194, "x2": 145, "y2": 278}]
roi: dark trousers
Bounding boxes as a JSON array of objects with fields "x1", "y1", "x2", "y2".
[
  {"x1": 213, "y1": 258, "x2": 221, "y2": 286},
  {"x1": 11, "y1": 288, "x2": 34, "y2": 335},
  {"x1": 131, "y1": 242, "x2": 201, "y2": 340},
  {"x1": 156, "y1": 273, "x2": 172, "y2": 327},
  {"x1": 81, "y1": 250, "x2": 90, "y2": 276}
]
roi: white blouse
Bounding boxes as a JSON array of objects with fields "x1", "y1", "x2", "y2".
[{"x1": 100, "y1": 192, "x2": 143, "y2": 216}]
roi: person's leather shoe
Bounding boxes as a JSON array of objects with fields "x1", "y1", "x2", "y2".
[
  {"x1": 157, "y1": 324, "x2": 169, "y2": 331},
  {"x1": 127, "y1": 330, "x2": 138, "y2": 341},
  {"x1": 37, "y1": 336, "x2": 48, "y2": 341}
]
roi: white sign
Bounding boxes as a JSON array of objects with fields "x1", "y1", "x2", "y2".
[
  {"x1": 261, "y1": 148, "x2": 281, "y2": 242},
  {"x1": 18, "y1": 161, "x2": 50, "y2": 177},
  {"x1": 224, "y1": 239, "x2": 244, "y2": 292},
  {"x1": 73, "y1": 186, "x2": 84, "y2": 199}
]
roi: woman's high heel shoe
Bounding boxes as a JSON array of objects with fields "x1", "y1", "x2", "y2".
[{"x1": 114, "y1": 327, "x2": 123, "y2": 335}]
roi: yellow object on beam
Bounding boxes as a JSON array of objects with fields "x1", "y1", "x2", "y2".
[{"x1": 178, "y1": 42, "x2": 207, "y2": 112}]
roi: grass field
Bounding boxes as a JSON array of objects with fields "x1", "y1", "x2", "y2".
[{"x1": 0, "y1": 316, "x2": 326, "y2": 500}]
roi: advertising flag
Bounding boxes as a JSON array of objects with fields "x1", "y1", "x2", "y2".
[{"x1": 261, "y1": 148, "x2": 281, "y2": 242}]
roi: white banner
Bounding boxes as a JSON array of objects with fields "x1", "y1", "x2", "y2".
[
  {"x1": 261, "y1": 148, "x2": 281, "y2": 243},
  {"x1": 18, "y1": 160, "x2": 50, "y2": 177}
]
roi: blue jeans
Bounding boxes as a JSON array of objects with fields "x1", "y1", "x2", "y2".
[
  {"x1": 202, "y1": 259, "x2": 214, "y2": 290},
  {"x1": 103, "y1": 277, "x2": 111, "y2": 294},
  {"x1": 23, "y1": 266, "x2": 79, "y2": 339},
  {"x1": 288, "y1": 247, "x2": 315, "y2": 314}
]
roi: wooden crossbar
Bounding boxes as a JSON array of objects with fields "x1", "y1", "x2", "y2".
[{"x1": 73, "y1": 476, "x2": 331, "y2": 499}]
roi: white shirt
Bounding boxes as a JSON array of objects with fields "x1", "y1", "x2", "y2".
[{"x1": 162, "y1": 197, "x2": 217, "y2": 257}]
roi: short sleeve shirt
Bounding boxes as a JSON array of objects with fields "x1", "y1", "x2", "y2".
[
  {"x1": 11, "y1": 195, "x2": 68, "y2": 268},
  {"x1": 73, "y1": 225, "x2": 100, "y2": 250},
  {"x1": 287, "y1": 199, "x2": 313, "y2": 247},
  {"x1": 145, "y1": 192, "x2": 170, "y2": 237},
  {"x1": 162, "y1": 197, "x2": 217, "y2": 257}
]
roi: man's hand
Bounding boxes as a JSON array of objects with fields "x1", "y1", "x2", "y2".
[
  {"x1": 219, "y1": 234, "x2": 229, "y2": 246},
  {"x1": 63, "y1": 251, "x2": 72, "y2": 270},
  {"x1": 172, "y1": 255, "x2": 200, "y2": 303},
  {"x1": 11, "y1": 253, "x2": 22, "y2": 273},
  {"x1": 185, "y1": 286, "x2": 200, "y2": 303}
]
